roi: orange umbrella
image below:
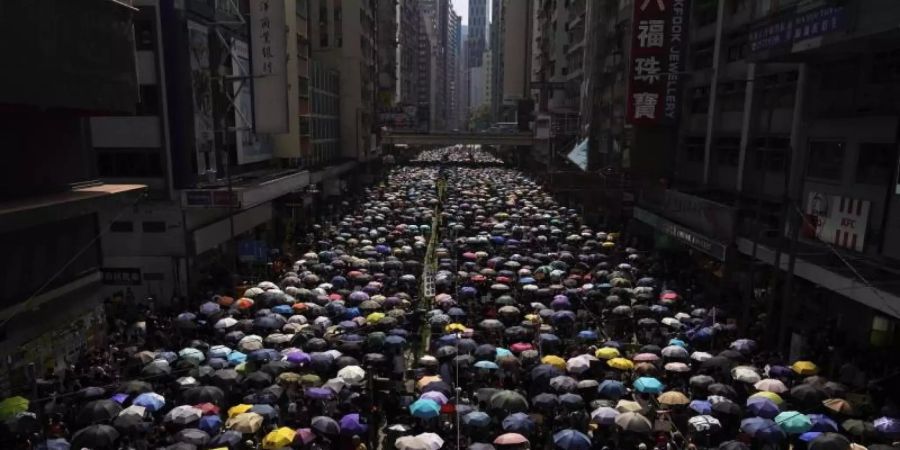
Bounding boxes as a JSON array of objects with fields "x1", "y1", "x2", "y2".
[
  {"x1": 823, "y1": 398, "x2": 854, "y2": 415},
  {"x1": 218, "y1": 296, "x2": 235, "y2": 306},
  {"x1": 292, "y1": 303, "x2": 308, "y2": 311},
  {"x1": 236, "y1": 298, "x2": 254, "y2": 309}
]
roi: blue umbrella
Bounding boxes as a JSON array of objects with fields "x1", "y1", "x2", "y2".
[
  {"x1": 209, "y1": 430, "x2": 242, "y2": 448},
  {"x1": 271, "y1": 305, "x2": 292, "y2": 315},
  {"x1": 577, "y1": 330, "x2": 598, "y2": 341},
  {"x1": 553, "y1": 429, "x2": 592, "y2": 450},
  {"x1": 799, "y1": 431, "x2": 822, "y2": 443},
  {"x1": 208, "y1": 345, "x2": 231, "y2": 360},
  {"x1": 340, "y1": 413, "x2": 368, "y2": 435},
  {"x1": 597, "y1": 380, "x2": 627, "y2": 399},
  {"x1": 249, "y1": 404, "x2": 278, "y2": 421},
  {"x1": 132, "y1": 393, "x2": 165, "y2": 412},
  {"x1": 689, "y1": 400, "x2": 712, "y2": 415},
  {"x1": 305, "y1": 388, "x2": 334, "y2": 400},
  {"x1": 44, "y1": 438, "x2": 70, "y2": 450},
  {"x1": 591, "y1": 407, "x2": 620, "y2": 426},
  {"x1": 409, "y1": 399, "x2": 440, "y2": 419},
  {"x1": 808, "y1": 414, "x2": 838, "y2": 432},
  {"x1": 198, "y1": 415, "x2": 222, "y2": 435},
  {"x1": 495, "y1": 348, "x2": 512, "y2": 358},
  {"x1": 633, "y1": 377, "x2": 664, "y2": 394},
  {"x1": 474, "y1": 361, "x2": 499, "y2": 370},
  {"x1": 668, "y1": 338, "x2": 687, "y2": 348},
  {"x1": 227, "y1": 351, "x2": 246, "y2": 365},
  {"x1": 463, "y1": 411, "x2": 492, "y2": 429},
  {"x1": 199, "y1": 302, "x2": 221, "y2": 316},
  {"x1": 248, "y1": 349, "x2": 279, "y2": 363},
  {"x1": 384, "y1": 335, "x2": 407, "y2": 349},
  {"x1": 532, "y1": 393, "x2": 559, "y2": 410},
  {"x1": 502, "y1": 412, "x2": 535, "y2": 434},
  {"x1": 177, "y1": 312, "x2": 197, "y2": 322},
  {"x1": 741, "y1": 417, "x2": 786, "y2": 443},
  {"x1": 157, "y1": 352, "x2": 178, "y2": 363},
  {"x1": 746, "y1": 397, "x2": 780, "y2": 419}
]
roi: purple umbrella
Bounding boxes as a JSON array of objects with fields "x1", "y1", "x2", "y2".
[
  {"x1": 689, "y1": 400, "x2": 712, "y2": 415},
  {"x1": 305, "y1": 388, "x2": 334, "y2": 400},
  {"x1": 808, "y1": 414, "x2": 838, "y2": 432},
  {"x1": 286, "y1": 351, "x2": 311, "y2": 365},
  {"x1": 110, "y1": 393, "x2": 129, "y2": 404},
  {"x1": 339, "y1": 413, "x2": 368, "y2": 435},
  {"x1": 420, "y1": 391, "x2": 449, "y2": 405},
  {"x1": 875, "y1": 416, "x2": 900, "y2": 437},
  {"x1": 747, "y1": 397, "x2": 780, "y2": 419}
]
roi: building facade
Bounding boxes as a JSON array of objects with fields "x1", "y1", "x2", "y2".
[
  {"x1": 448, "y1": 10, "x2": 462, "y2": 130},
  {"x1": 467, "y1": 0, "x2": 489, "y2": 68}
]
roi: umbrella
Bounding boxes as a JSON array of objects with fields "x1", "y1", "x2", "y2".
[
  {"x1": 226, "y1": 412, "x2": 263, "y2": 434},
  {"x1": 690, "y1": 400, "x2": 712, "y2": 415},
  {"x1": 597, "y1": 380, "x2": 626, "y2": 399},
  {"x1": 262, "y1": 427, "x2": 296, "y2": 449},
  {"x1": 553, "y1": 429, "x2": 591, "y2": 450},
  {"x1": 732, "y1": 366, "x2": 762, "y2": 384},
  {"x1": 198, "y1": 415, "x2": 222, "y2": 434},
  {"x1": 165, "y1": 406, "x2": 203, "y2": 425},
  {"x1": 874, "y1": 416, "x2": 900, "y2": 437},
  {"x1": 339, "y1": 413, "x2": 368, "y2": 436},
  {"x1": 489, "y1": 390, "x2": 529, "y2": 413},
  {"x1": 688, "y1": 415, "x2": 722, "y2": 432},
  {"x1": 791, "y1": 360, "x2": 818, "y2": 375},
  {"x1": 249, "y1": 404, "x2": 278, "y2": 421},
  {"x1": 776, "y1": 411, "x2": 813, "y2": 434},
  {"x1": 183, "y1": 386, "x2": 225, "y2": 405},
  {"x1": 595, "y1": 347, "x2": 620, "y2": 360},
  {"x1": 410, "y1": 399, "x2": 441, "y2": 419},
  {"x1": 590, "y1": 406, "x2": 620, "y2": 425},
  {"x1": 416, "y1": 432, "x2": 445, "y2": 450},
  {"x1": 80, "y1": 400, "x2": 122, "y2": 425},
  {"x1": 493, "y1": 433, "x2": 529, "y2": 445},
  {"x1": 550, "y1": 375, "x2": 578, "y2": 393},
  {"x1": 823, "y1": 398, "x2": 854, "y2": 416},
  {"x1": 747, "y1": 396, "x2": 780, "y2": 419},
  {"x1": 741, "y1": 417, "x2": 786, "y2": 442},
  {"x1": 841, "y1": 419, "x2": 876, "y2": 438},
  {"x1": 395, "y1": 436, "x2": 429, "y2": 450},
  {"x1": 532, "y1": 393, "x2": 560, "y2": 410},
  {"x1": 209, "y1": 430, "x2": 243, "y2": 448},
  {"x1": 808, "y1": 433, "x2": 852, "y2": 450},
  {"x1": 71, "y1": 424, "x2": 119, "y2": 449},
  {"x1": 463, "y1": 411, "x2": 492, "y2": 429},
  {"x1": 502, "y1": 412, "x2": 535, "y2": 434},
  {"x1": 174, "y1": 428, "x2": 210, "y2": 446},
  {"x1": 615, "y1": 412, "x2": 652, "y2": 432},
  {"x1": 310, "y1": 416, "x2": 340, "y2": 437},
  {"x1": 337, "y1": 365, "x2": 366, "y2": 385},
  {"x1": 132, "y1": 393, "x2": 165, "y2": 412},
  {"x1": 420, "y1": 391, "x2": 449, "y2": 405},
  {"x1": 658, "y1": 391, "x2": 690, "y2": 406},
  {"x1": 807, "y1": 414, "x2": 839, "y2": 432},
  {"x1": 754, "y1": 378, "x2": 788, "y2": 394},
  {"x1": 633, "y1": 377, "x2": 664, "y2": 394}
]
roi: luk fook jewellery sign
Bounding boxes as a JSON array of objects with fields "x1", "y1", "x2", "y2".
[
  {"x1": 804, "y1": 192, "x2": 871, "y2": 252},
  {"x1": 626, "y1": 0, "x2": 691, "y2": 126}
]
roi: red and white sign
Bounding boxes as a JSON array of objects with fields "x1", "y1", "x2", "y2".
[{"x1": 804, "y1": 192, "x2": 870, "y2": 252}]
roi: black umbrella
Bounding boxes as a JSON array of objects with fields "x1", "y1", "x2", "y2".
[
  {"x1": 702, "y1": 356, "x2": 736, "y2": 371},
  {"x1": 790, "y1": 384, "x2": 827, "y2": 408},
  {"x1": 182, "y1": 386, "x2": 225, "y2": 405},
  {"x1": 311, "y1": 415, "x2": 340, "y2": 436},
  {"x1": 708, "y1": 383, "x2": 738, "y2": 399},
  {"x1": 80, "y1": 400, "x2": 123, "y2": 425},
  {"x1": 423, "y1": 381, "x2": 453, "y2": 397},
  {"x1": 532, "y1": 393, "x2": 560, "y2": 410},
  {"x1": 475, "y1": 388, "x2": 500, "y2": 403},
  {"x1": 78, "y1": 386, "x2": 107, "y2": 400},
  {"x1": 113, "y1": 413, "x2": 147, "y2": 433},
  {"x1": 119, "y1": 380, "x2": 153, "y2": 395},
  {"x1": 211, "y1": 369, "x2": 240, "y2": 387},
  {"x1": 711, "y1": 400, "x2": 742, "y2": 418},
  {"x1": 808, "y1": 432, "x2": 851, "y2": 450},
  {"x1": 718, "y1": 441, "x2": 750, "y2": 450},
  {"x1": 175, "y1": 428, "x2": 210, "y2": 446},
  {"x1": 260, "y1": 361, "x2": 291, "y2": 376},
  {"x1": 72, "y1": 424, "x2": 120, "y2": 449},
  {"x1": 209, "y1": 430, "x2": 243, "y2": 448}
]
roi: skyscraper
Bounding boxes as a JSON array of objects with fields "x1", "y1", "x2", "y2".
[{"x1": 467, "y1": 0, "x2": 489, "y2": 68}]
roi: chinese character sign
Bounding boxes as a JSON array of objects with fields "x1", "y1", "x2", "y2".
[
  {"x1": 627, "y1": 0, "x2": 691, "y2": 126},
  {"x1": 249, "y1": 0, "x2": 288, "y2": 134}
]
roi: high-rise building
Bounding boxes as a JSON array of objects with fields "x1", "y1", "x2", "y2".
[
  {"x1": 467, "y1": 0, "x2": 489, "y2": 68},
  {"x1": 500, "y1": 0, "x2": 534, "y2": 121},
  {"x1": 448, "y1": 9, "x2": 461, "y2": 130},
  {"x1": 311, "y1": 0, "x2": 379, "y2": 160},
  {"x1": 459, "y1": 25, "x2": 470, "y2": 129},
  {"x1": 376, "y1": 0, "x2": 399, "y2": 117},
  {"x1": 416, "y1": 7, "x2": 437, "y2": 131},
  {"x1": 489, "y1": 0, "x2": 504, "y2": 120}
]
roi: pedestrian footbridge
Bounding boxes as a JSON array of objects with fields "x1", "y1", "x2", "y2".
[{"x1": 381, "y1": 131, "x2": 535, "y2": 146}]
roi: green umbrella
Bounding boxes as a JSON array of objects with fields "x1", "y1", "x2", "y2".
[
  {"x1": 775, "y1": 411, "x2": 812, "y2": 434},
  {"x1": 489, "y1": 390, "x2": 530, "y2": 413},
  {"x1": 0, "y1": 396, "x2": 28, "y2": 421}
]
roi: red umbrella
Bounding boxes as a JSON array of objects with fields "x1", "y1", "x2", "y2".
[{"x1": 193, "y1": 403, "x2": 220, "y2": 415}]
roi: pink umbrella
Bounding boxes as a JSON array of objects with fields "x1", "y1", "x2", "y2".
[
  {"x1": 295, "y1": 428, "x2": 315, "y2": 444},
  {"x1": 633, "y1": 353, "x2": 660, "y2": 362},
  {"x1": 420, "y1": 391, "x2": 449, "y2": 405},
  {"x1": 494, "y1": 432, "x2": 528, "y2": 445},
  {"x1": 510, "y1": 342, "x2": 533, "y2": 353}
]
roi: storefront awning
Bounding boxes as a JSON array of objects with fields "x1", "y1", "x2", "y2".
[{"x1": 634, "y1": 207, "x2": 729, "y2": 261}]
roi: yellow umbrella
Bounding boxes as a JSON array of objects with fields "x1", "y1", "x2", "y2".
[
  {"x1": 657, "y1": 391, "x2": 690, "y2": 406},
  {"x1": 277, "y1": 372, "x2": 302, "y2": 385},
  {"x1": 299, "y1": 373, "x2": 322, "y2": 387},
  {"x1": 750, "y1": 391, "x2": 784, "y2": 405},
  {"x1": 262, "y1": 427, "x2": 297, "y2": 449},
  {"x1": 228, "y1": 404, "x2": 252, "y2": 418},
  {"x1": 445, "y1": 323, "x2": 466, "y2": 333},
  {"x1": 595, "y1": 347, "x2": 621, "y2": 360},
  {"x1": 226, "y1": 412, "x2": 264, "y2": 433},
  {"x1": 791, "y1": 361, "x2": 818, "y2": 376},
  {"x1": 524, "y1": 314, "x2": 540, "y2": 323},
  {"x1": 616, "y1": 400, "x2": 643, "y2": 413},
  {"x1": 235, "y1": 362, "x2": 249, "y2": 374},
  {"x1": 608, "y1": 358, "x2": 635, "y2": 371},
  {"x1": 417, "y1": 375, "x2": 443, "y2": 390},
  {"x1": 541, "y1": 355, "x2": 566, "y2": 371},
  {"x1": 0, "y1": 396, "x2": 29, "y2": 421},
  {"x1": 602, "y1": 241, "x2": 616, "y2": 249},
  {"x1": 366, "y1": 312, "x2": 385, "y2": 324}
]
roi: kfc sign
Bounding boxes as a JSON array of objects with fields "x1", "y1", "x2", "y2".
[
  {"x1": 626, "y1": 0, "x2": 691, "y2": 126},
  {"x1": 803, "y1": 192, "x2": 871, "y2": 252}
]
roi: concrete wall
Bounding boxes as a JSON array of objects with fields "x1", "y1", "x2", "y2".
[{"x1": 501, "y1": 0, "x2": 531, "y2": 102}]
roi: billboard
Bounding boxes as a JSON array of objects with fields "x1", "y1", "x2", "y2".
[
  {"x1": 748, "y1": 5, "x2": 847, "y2": 57},
  {"x1": 567, "y1": 138, "x2": 589, "y2": 172},
  {"x1": 249, "y1": 0, "x2": 289, "y2": 134},
  {"x1": 804, "y1": 192, "x2": 871, "y2": 252},
  {"x1": 231, "y1": 38, "x2": 274, "y2": 164},
  {"x1": 626, "y1": 0, "x2": 691, "y2": 126},
  {"x1": 188, "y1": 20, "x2": 216, "y2": 175}
]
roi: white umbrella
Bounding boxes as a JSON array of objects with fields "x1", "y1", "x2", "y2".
[
  {"x1": 661, "y1": 345, "x2": 689, "y2": 359},
  {"x1": 164, "y1": 405, "x2": 202, "y2": 425},
  {"x1": 395, "y1": 436, "x2": 429, "y2": 450},
  {"x1": 691, "y1": 351, "x2": 713, "y2": 362},
  {"x1": 119, "y1": 405, "x2": 146, "y2": 418},
  {"x1": 214, "y1": 317, "x2": 238, "y2": 330},
  {"x1": 661, "y1": 317, "x2": 682, "y2": 328},
  {"x1": 176, "y1": 376, "x2": 199, "y2": 387},
  {"x1": 337, "y1": 365, "x2": 366, "y2": 385},
  {"x1": 566, "y1": 355, "x2": 594, "y2": 374},
  {"x1": 415, "y1": 432, "x2": 444, "y2": 450},
  {"x1": 238, "y1": 335, "x2": 263, "y2": 352},
  {"x1": 688, "y1": 415, "x2": 722, "y2": 432},
  {"x1": 731, "y1": 365, "x2": 762, "y2": 384}
]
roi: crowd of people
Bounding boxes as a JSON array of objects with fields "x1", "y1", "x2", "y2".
[
  {"x1": 413, "y1": 146, "x2": 503, "y2": 164},
  {"x1": 1, "y1": 148, "x2": 899, "y2": 450}
]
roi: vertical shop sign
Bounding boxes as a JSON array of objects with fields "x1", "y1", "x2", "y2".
[
  {"x1": 187, "y1": 20, "x2": 216, "y2": 174},
  {"x1": 250, "y1": 0, "x2": 289, "y2": 133},
  {"x1": 626, "y1": 0, "x2": 691, "y2": 126}
]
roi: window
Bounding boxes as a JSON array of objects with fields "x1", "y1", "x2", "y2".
[
  {"x1": 726, "y1": 38, "x2": 747, "y2": 62},
  {"x1": 870, "y1": 315, "x2": 896, "y2": 348},
  {"x1": 856, "y1": 143, "x2": 897, "y2": 185},
  {"x1": 753, "y1": 137, "x2": 789, "y2": 172},
  {"x1": 806, "y1": 141, "x2": 845, "y2": 180},
  {"x1": 716, "y1": 137, "x2": 741, "y2": 166},
  {"x1": 142, "y1": 221, "x2": 166, "y2": 233},
  {"x1": 684, "y1": 136, "x2": 706, "y2": 162},
  {"x1": 110, "y1": 221, "x2": 134, "y2": 233}
]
